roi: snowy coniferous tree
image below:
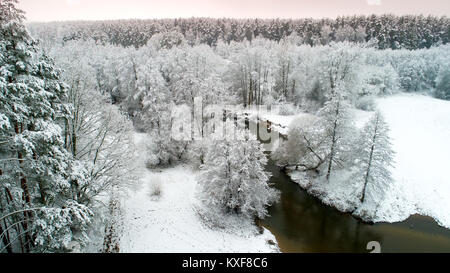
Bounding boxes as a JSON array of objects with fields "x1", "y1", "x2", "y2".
[
  {"x1": 354, "y1": 111, "x2": 394, "y2": 204},
  {"x1": 0, "y1": 0, "x2": 92, "y2": 252},
  {"x1": 197, "y1": 127, "x2": 279, "y2": 219},
  {"x1": 318, "y1": 89, "x2": 354, "y2": 181}
]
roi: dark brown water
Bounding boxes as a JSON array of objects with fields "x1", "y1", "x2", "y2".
[
  {"x1": 246, "y1": 119, "x2": 450, "y2": 253},
  {"x1": 261, "y1": 158, "x2": 450, "y2": 253}
]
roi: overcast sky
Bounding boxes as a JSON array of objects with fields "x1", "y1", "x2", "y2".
[{"x1": 18, "y1": 0, "x2": 450, "y2": 22}]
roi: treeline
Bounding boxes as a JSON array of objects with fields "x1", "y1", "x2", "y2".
[{"x1": 29, "y1": 15, "x2": 450, "y2": 50}]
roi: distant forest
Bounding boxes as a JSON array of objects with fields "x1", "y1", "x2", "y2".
[{"x1": 29, "y1": 15, "x2": 450, "y2": 49}]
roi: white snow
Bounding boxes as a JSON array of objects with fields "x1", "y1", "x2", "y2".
[
  {"x1": 284, "y1": 93, "x2": 450, "y2": 228},
  {"x1": 374, "y1": 93, "x2": 450, "y2": 228},
  {"x1": 241, "y1": 107, "x2": 309, "y2": 135},
  {"x1": 351, "y1": 108, "x2": 374, "y2": 129},
  {"x1": 119, "y1": 133, "x2": 279, "y2": 253}
]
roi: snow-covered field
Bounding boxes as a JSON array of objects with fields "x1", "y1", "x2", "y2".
[
  {"x1": 375, "y1": 94, "x2": 450, "y2": 228},
  {"x1": 119, "y1": 134, "x2": 278, "y2": 253},
  {"x1": 280, "y1": 94, "x2": 450, "y2": 228}
]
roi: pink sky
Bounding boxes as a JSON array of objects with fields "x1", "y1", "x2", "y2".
[{"x1": 18, "y1": 0, "x2": 450, "y2": 22}]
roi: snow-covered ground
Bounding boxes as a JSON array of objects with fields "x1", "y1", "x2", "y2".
[
  {"x1": 119, "y1": 134, "x2": 279, "y2": 253},
  {"x1": 375, "y1": 94, "x2": 450, "y2": 228},
  {"x1": 272, "y1": 94, "x2": 450, "y2": 228}
]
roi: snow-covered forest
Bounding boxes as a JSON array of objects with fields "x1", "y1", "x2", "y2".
[
  {"x1": 1, "y1": 0, "x2": 450, "y2": 253},
  {"x1": 29, "y1": 15, "x2": 450, "y2": 50}
]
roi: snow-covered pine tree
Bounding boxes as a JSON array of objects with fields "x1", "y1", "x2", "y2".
[
  {"x1": 354, "y1": 111, "x2": 394, "y2": 204},
  {"x1": 318, "y1": 88, "x2": 354, "y2": 181},
  {"x1": 0, "y1": 0, "x2": 92, "y2": 253},
  {"x1": 197, "y1": 126, "x2": 279, "y2": 219}
]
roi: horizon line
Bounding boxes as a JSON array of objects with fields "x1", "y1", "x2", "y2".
[{"x1": 24, "y1": 13, "x2": 449, "y2": 24}]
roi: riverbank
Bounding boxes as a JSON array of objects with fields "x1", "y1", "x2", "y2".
[
  {"x1": 265, "y1": 93, "x2": 450, "y2": 229},
  {"x1": 261, "y1": 158, "x2": 450, "y2": 253}
]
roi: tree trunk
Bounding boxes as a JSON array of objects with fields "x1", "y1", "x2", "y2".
[
  {"x1": 0, "y1": 222, "x2": 13, "y2": 253},
  {"x1": 15, "y1": 123, "x2": 31, "y2": 204},
  {"x1": 1, "y1": 187, "x2": 15, "y2": 253},
  {"x1": 14, "y1": 122, "x2": 33, "y2": 252},
  {"x1": 361, "y1": 115, "x2": 379, "y2": 203},
  {"x1": 64, "y1": 117, "x2": 69, "y2": 150},
  {"x1": 326, "y1": 100, "x2": 340, "y2": 181}
]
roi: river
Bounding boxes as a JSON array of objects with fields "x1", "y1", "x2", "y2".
[{"x1": 251, "y1": 121, "x2": 450, "y2": 253}]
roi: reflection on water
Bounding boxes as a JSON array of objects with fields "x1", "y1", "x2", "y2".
[
  {"x1": 248, "y1": 119, "x2": 450, "y2": 253},
  {"x1": 261, "y1": 158, "x2": 450, "y2": 253}
]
